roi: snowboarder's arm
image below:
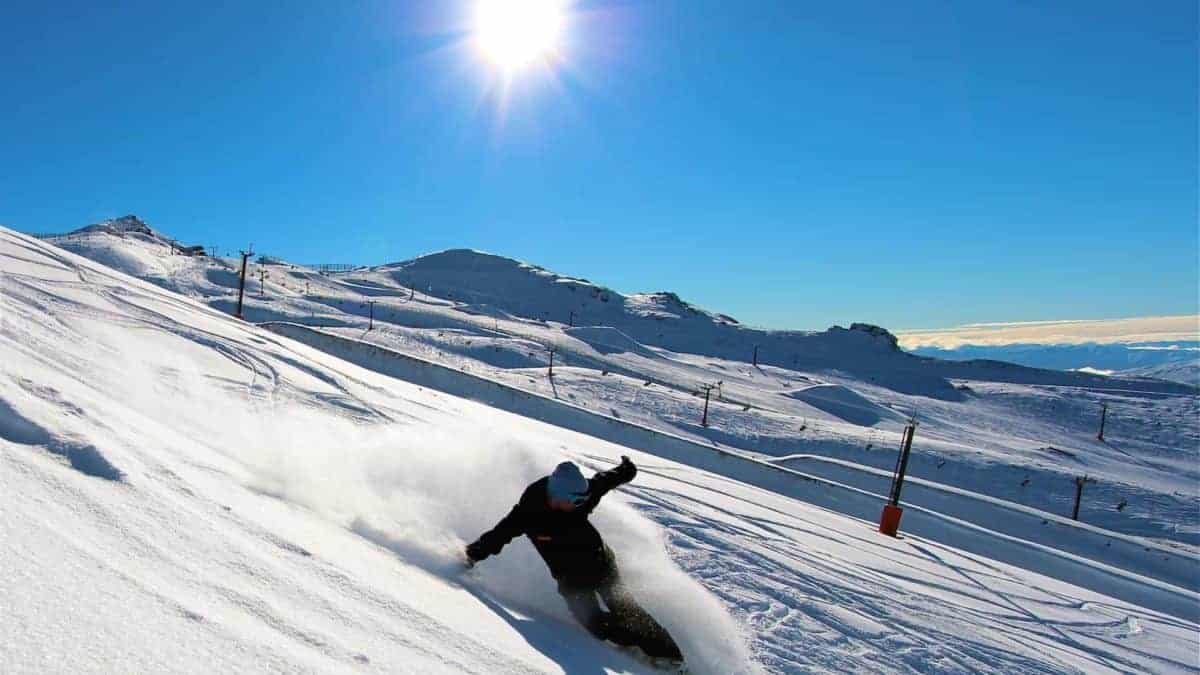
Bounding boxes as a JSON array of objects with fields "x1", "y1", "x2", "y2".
[
  {"x1": 587, "y1": 456, "x2": 637, "y2": 500},
  {"x1": 467, "y1": 503, "x2": 527, "y2": 562}
]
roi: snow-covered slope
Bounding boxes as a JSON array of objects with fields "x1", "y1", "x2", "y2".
[
  {"x1": 38, "y1": 218, "x2": 1199, "y2": 556},
  {"x1": 3, "y1": 227, "x2": 757, "y2": 672},
  {"x1": 1122, "y1": 359, "x2": 1200, "y2": 387},
  {"x1": 6, "y1": 227, "x2": 1200, "y2": 672}
]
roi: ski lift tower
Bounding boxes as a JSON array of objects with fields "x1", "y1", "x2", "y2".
[{"x1": 879, "y1": 420, "x2": 918, "y2": 537}]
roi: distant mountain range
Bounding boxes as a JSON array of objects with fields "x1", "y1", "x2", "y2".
[
  {"x1": 25, "y1": 215, "x2": 1199, "y2": 394},
  {"x1": 908, "y1": 341, "x2": 1200, "y2": 385}
]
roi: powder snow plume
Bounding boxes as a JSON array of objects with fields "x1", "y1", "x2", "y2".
[{"x1": 243, "y1": 413, "x2": 758, "y2": 674}]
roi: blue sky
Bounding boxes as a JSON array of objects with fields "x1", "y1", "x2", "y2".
[{"x1": 2, "y1": 1, "x2": 1196, "y2": 331}]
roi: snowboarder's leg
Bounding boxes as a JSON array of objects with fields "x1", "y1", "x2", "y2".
[
  {"x1": 597, "y1": 549, "x2": 683, "y2": 660},
  {"x1": 556, "y1": 580, "x2": 610, "y2": 639}
]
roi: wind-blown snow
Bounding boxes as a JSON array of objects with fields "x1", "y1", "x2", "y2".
[{"x1": 244, "y1": 423, "x2": 753, "y2": 672}]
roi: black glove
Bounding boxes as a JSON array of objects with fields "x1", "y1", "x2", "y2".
[
  {"x1": 616, "y1": 455, "x2": 637, "y2": 484},
  {"x1": 465, "y1": 542, "x2": 486, "y2": 563}
]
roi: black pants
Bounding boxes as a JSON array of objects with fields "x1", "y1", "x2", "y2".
[{"x1": 556, "y1": 547, "x2": 682, "y2": 660}]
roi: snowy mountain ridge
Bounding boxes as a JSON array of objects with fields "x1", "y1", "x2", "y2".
[
  {"x1": 356, "y1": 245, "x2": 904, "y2": 361},
  {"x1": 328, "y1": 243, "x2": 1190, "y2": 398},
  {"x1": 38, "y1": 213, "x2": 163, "y2": 241},
  {"x1": 33, "y1": 216, "x2": 1198, "y2": 553},
  {"x1": 78, "y1": 213, "x2": 155, "y2": 235}
]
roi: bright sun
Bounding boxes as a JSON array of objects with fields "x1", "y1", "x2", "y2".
[{"x1": 474, "y1": 0, "x2": 566, "y2": 71}]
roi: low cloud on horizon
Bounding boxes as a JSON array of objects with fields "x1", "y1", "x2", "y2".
[{"x1": 897, "y1": 315, "x2": 1200, "y2": 350}]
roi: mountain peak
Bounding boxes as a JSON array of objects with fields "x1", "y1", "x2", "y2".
[
  {"x1": 395, "y1": 248, "x2": 555, "y2": 274},
  {"x1": 73, "y1": 214, "x2": 154, "y2": 237},
  {"x1": 109, "y1": 214, "x2": 147, "y2": 228}
]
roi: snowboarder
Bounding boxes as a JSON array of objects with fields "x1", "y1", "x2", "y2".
[{"x1": 466, "y1": 457, "x2": 683, "y2": 662}]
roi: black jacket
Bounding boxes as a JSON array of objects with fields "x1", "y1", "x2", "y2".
[{"x1": 468, "y1": 460, "x2": 636, "y2": 587}]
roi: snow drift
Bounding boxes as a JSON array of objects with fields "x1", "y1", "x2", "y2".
[{"x1": 784, "y1": 384, "x2": 905, "y2": 427}]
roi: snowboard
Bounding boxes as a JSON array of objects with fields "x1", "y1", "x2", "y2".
[
  {"x1": 611, "y1": 643, "x2": 689, "y2": 673},
  {"x1": 460, "y1": 562, "x2": 687, "y2": 673}
]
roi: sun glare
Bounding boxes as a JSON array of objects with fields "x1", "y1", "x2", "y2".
[{"x1": 474, "y1": 0, "x2": 566, "y2": 71}]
